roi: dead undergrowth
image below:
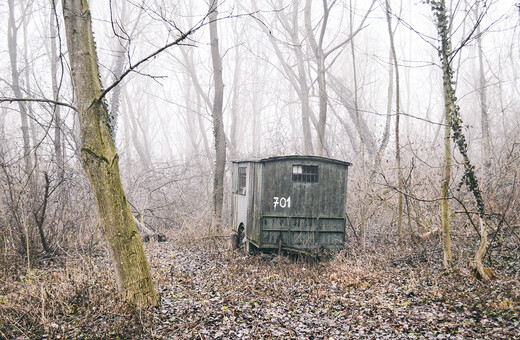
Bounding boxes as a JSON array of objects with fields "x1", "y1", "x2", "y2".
[{"x1": 1, "y1": 230, "x2": 519, "y2": 339}]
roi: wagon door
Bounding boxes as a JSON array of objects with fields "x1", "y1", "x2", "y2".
[{"x1": 233, "y1": 164, "x2": 253, "y2": 243}]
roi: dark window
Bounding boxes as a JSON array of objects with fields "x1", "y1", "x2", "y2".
[
  {"x1": 292, "y1": 165, "x2": 318, "y2": 183},
  {"x1": 238, "y1": 167, "x2": 247, "y2": 194}
]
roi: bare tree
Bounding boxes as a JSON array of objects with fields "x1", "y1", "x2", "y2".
[
  {"x1": 430, "y1": 0, "x2": 490, "y2": 278},
  {"x1": 385, "y1": 0, "x2": 404, "y2": 250},
  {"x1": 434, "y1": 0, "x2": 455, "y2": 269},
  {"x1": 250, "y1": 0, "x2": 315, "y2": 154},
  {"x1": 7, "y1": 0, "x2": 33, "y2": 176},
  {"x1": 49, "y1": 0, "x2": 65, "y2": 180},
  {"x1": 62, "y1": 0, "x2": 157, "y2": 306},
  {"x1": 475, "y1": 1, "x2": 492, "y2": 176},
  {"x1": 209, "y1": 0, "x2": 226, "y2": 232},
  {"x1": 304, "y1": 0, "x2": 375, "y2": 156}
]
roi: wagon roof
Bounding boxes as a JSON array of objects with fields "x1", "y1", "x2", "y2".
[{"x1": 231, "y1": 155, "x2": 352, "y2": 167}]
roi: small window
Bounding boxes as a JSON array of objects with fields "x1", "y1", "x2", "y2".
[
  {"x1": 293, "y1": 165, "x2": 318, "y2": 183},
  {"x1": 238, "y1": 167, "x2": 247, "y2": 194}
]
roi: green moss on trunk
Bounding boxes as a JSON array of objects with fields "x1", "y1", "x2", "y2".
[{"x1": 62, "y1": 0, "x2": 157, "y2": 307}]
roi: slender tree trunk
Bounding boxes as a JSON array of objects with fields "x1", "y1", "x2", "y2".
[
  {"x1": 287, "y1": 0, "x2": 313, "y2": 154},
  {"x1": 196, "y1": 93, "x2": 212, "y2": 167},
  {"x1": 474, "y1": 217, "x2": 490, "y2": 280},
  {"x1": 184, "y1": 80, "x2": 200, "y2": 159},
  {"x1": 209, "y1": 0, "x2": 226, "y2": 232},
  {"x1": 251, "y1": 83, "x2": 262, "y2": 155},
  {"x1": 435, "y1": 0, "x2": 454, "y2": 268},
  {"x1": 434, "y1": 1, "x2": 490, "y2": 276},
  {"x1": 123, "y1": 90, "x2": 151, "y2": 171},
  {"x1": 229, "y1": 44, "x2": 241, "y2": 159},
  {"x1": 475, "y1": 2, "x2": 491, "y2": 176},
  {"x1": 8, "y1": 0, "x2": 33, "y2": 176},
  {"x1": 472, "y1": 1, "x2": 491, "y2": 281},
  {"x1": 108, "y1": 1, "x2": 129, "y2": 138},
  {"x1": 385, "y1": 0, "x2": 404, "y2": 251},
  {"x1": 49, "y1": 1, "x2": 64, "y2": 180},
  {"x1": 0, "y1": 107, "x2": 6, "y2": 145},
  {"x1": 305, "y1": 0, "x2": 328, "y2": 156},
  {"x1": 372, "y1": 46, "x2": 393, "y2": 176},
  {"x1": 62, "y1": 0, "x2": 157, "y2": 307},
  {"x1": 22, "y1": 8, "x2": 40, "y2": 180},
  {"x1": 122, "y1": 94, "x2": 133, "y2": 173},
  {"x1": 179, "y1": 47, "x2": 213, "y2": 168},
  {"x1": 350, "y1": 7, "x2": 364, "y2": 168},
  {"x1": 348, "y1": 1, "x2": 366, "y2": 248},
  {"x1": 440, "y1": 60, "x2": 454, "y2": 269}
]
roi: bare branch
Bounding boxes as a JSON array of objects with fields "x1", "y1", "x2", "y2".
[{"x1": 0, "y1": 97, "x2": 78, "y2": 112}]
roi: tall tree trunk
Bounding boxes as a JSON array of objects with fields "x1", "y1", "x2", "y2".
[
  {"x1": 251, "y1": 83, "x2": 262, "y2": 155},
  {"x1": 8, "y1": 0, "x2": 33, "y2": 176},
  {"x1": 440, "y1": 51, "x2": 454, "y2": 268},
  {"x1": 183, "y1": 80, "x2": 200, "y2": 159},
  {"x1": 305, "y1": 0, "x2": 328, "y2": 156},
  {"x1": 123, "y1": 89, "x2": 151, "y2": 171},
  {"x1": 385, "y1": 0, "x2": 404, "y2": 251},
  {"x1": 433, "y1": 2, "x2": 492, "y2": 277},
  {"x1": 108, "y1": 1, "x2": 129, "y2": 138},
  {"x1": 196, "y1": 93, "x2": 212, "y2": 168},
  {"x1": 179, "y1": 47, "x2": 213, "y2": 168},
  {"x1": 286, "y1": 0, "x2": 314, "y2": 154},
  {"x1": 62, "y1": 0, "x2": 157, "y2": 307},
  {"x1": 350, "y1": 5, "x2": 364, "y2": 168},
  {"x1": 349, "y1": 0, "x2": 366, "y2": 248},
  {"x1": 432, "y1": 0, "x2": 454, "y2": 269},
  {"x1": 229, "y1": 44, "x2": 241, "y2": 159},
  {"x1": 49, "y1": 1, "x2": 65, "y2": 180},
  {"x1": 475, "y1": 2, "x2": 491, "y2": 176},
  {"x1": 209, "y1": 0, "x2": 226, "y2": 232},
  {"x1": 22, "y1": 9, "x2": 40, "y2": 180},
  {"x1": 372, "y1": 46, "x2": 393, "y2": 177},
  {"x1": 0, "y1": 107, "x2": 6, "y2": 145}
]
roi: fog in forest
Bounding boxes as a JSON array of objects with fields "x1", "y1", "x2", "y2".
[{"x1": 1, "y1": 0, "x2": 519, "y2": 338}]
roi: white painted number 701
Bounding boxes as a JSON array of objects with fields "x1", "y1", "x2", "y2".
[{"x1": 273, "y1": 196, "x2": 291, "y2": 209}]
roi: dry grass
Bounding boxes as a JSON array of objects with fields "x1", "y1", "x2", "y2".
[
  {"x1": 1, "y1": 231, "x2": 519, "y2": 338},
  {"x1": 0, "y1": 251, "x2": 156, "y2": 339}
]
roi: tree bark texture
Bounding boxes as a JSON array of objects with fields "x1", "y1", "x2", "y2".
[
  {"x1": 62, "y1": 0, "x2": 157, "y2": 307},
  {"x1": 209, "y1": 0, "x2": 226, "y2": 231}
]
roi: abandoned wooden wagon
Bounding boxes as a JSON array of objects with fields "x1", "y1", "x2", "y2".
[{"x1": 231, "y1": 155, "x2": 352, "y2": 253}]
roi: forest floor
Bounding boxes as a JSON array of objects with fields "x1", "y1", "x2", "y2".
[{"x1": 1, "y1": 232, "x2": 519, "y2": 339}]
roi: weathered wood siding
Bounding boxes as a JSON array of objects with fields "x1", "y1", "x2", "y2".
[
  {"x1": 232, "y1": 156, "x2": 350, "y2": 251},
  {"x1": 260, "y1": 159, "x2": 347, "y2": 218}
]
